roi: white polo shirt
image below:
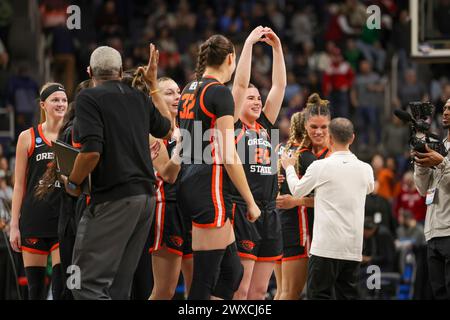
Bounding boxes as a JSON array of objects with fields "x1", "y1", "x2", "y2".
[{"x1": 286, "y1": 151, "x2": 374, "y2": 262}]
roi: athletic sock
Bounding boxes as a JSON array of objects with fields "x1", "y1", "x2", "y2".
[
  {"x1": 188, "y1": 249, "x2": 225, "y2": 300},
  {"x1": 25, "y1": 266, "x2": 47, "y2": 300},
  {"x1": 51, "y1": 264, "x2": 63, "y2": 300}
]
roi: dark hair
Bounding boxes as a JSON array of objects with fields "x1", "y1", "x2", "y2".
[
  {"x1": 329, "y1": 118, "x2": 354, "y2": 144},
  {"x1": 195, "y1": 34, "x2": 234, "y2": 81},
  {"x1": 304, "y1": 93, "x2": 331, "y2": 122}
]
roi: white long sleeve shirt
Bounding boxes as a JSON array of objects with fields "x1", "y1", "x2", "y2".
[{"x1": 286, "y1": 151, "x2": 375, "y2": 262}]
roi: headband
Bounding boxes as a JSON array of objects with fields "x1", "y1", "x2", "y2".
[{"x1": 40, "y1": 84, "x2": 66, "y2": 101}]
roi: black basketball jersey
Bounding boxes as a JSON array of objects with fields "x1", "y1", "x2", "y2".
[
  {"x1": 178, "y1": 76, "x2": 234, "y2": 165},
  {"x1": 277, "y1": 143, "x2": 317, "y2": 195},
  {"x1": 20, "y1": 124, "x2": 61, "y2": 237},
  {"x1": 155, "y1": 137, "x2": 177, "y2": 202},
  {"x1": 232, "y1": 112, "x2": 278, "y2": 202},
  {"x1": 315, "y1": 147, "x2": 330, "y2": 160}
]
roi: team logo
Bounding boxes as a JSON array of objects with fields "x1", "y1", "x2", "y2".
[
  {"x1": 36, "y1": 137, "x2": 43, "y2": 144},
  {"x1": 260, "y1": 130, "x2": 267, "y2": 138},
  {"x1": 25, "y1": 238, "x2": 39, "y2": 246},
  {"x1": 240, "y1": 240, "x2": 255, "y2": 252},
  {"x1": 170, "y1": 235, "x2": 184, "y2": 248}
]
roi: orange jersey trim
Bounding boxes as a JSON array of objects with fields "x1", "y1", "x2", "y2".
[
  {"x1": 21, "y1": 246, "x2": 49, "y2": 255},
  {"x1": 256, "y1": 255, "x2": 283, "y2": 262},
  {"x1": 27, "y1": 127, "x2": 35, "y2": 157},
  {"x1": 182, "y1": 253, "x2": 193, "y2": 260},
  {"x1": 38, "y1": 124, "x2": 52, "y2": 146},
  {"x1": 199, "y1": 82, "x2": 220, "y2": 119}
]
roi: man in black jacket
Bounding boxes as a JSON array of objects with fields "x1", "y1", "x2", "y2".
[{"x1": 64, "y1": 45, "x2": 173, "y2": 300}]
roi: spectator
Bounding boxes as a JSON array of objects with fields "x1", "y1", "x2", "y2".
[
  {"x1": 95, "y1": 0, "x2": 124, "y2": 41},
  {"x1": 6, "y1": 64, "x2": 39, "y2": 137},
  {"x1": 396, "y1": 69, "x2": 429, "y2": 110},
  {"x1": 0, "y1": 38, "x2": 8, "y2": 69},
  {"x1": 351, "y1": 60, "x2": 384, "y2": 147},
  {"x1": 365, "y1": 182, "x2": 397, "y2": 236},
  {"x1": 337, "y1": 0, "x2": 367, "y2": 38},
  {"x1": 284, "y1": 71, "x2": 302, "y2": 104},
  {"x1": 48, "y1": 24, "x2": 77, "y2": 99},
  {"x1": 0, "y1": 0, "x2": 13, "y2": 48},
  {"x1": 39, "y1": 0, "x2": 69, "y2": 34},
  {"x1": 371, "y1": 154, "x2": 397, "y2": 202},
  {"x1": 344, "y1": 37, "x2": 363, "y2": 71},
  {"x1": 290, "y1": 6, "x2": 314, "y2": 45},
  {"x1": 362, "y1": 217, "x2": 397, "y2": 272},
  {"x1": 324, "y1": 3, "x2": 344, "y2": 43},
  {"x1": 285, "y1": 92, "x2": 304, "y2": 120},
  {"x1": 381, "y1": 114, "x2": 410, "y2": 173},
  {"x1": 396, "y1": 210, "x2": 426, "y2": 246},
  {"x1": 252, "y1": 44, "x2": 271, "y2": 75},
  {"x1": 391, "y1": 10, "x2": 412, "y2": 72},
  {"x1": 322, "y1": 47, "x2": 354, "y2": 119},
  {"x1": 394, "y1": 171, "x2": 427, "y2": 223}
]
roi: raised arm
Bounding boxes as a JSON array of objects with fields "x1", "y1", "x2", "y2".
[
  {"x1": 261, "y1": 30, "x2": 286, "y2": 125},
  {"x1": 139, "y1": 43, "x2": 173, "y2": 128},
  {"x1": 232, "y1": 26, "x2": 267, "y2": 122}
]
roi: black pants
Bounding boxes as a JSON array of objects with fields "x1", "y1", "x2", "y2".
[
  {"x1": 427, "y1": 236, "x2": 450, "y2": 300},
  {"x1": 307, "y1": 255, "x2": 360, "y2": 300}
]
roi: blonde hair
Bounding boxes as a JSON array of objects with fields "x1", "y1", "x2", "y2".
[
  {"x1": 278, "y1": 112, "x2": 311, "y2": 188},
  {"x1": 39, "y1": 82, "x2": 65, "y2": 124}
]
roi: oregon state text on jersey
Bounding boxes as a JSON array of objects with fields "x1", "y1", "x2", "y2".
[
  {"x1": 20, "y1": 124, "x2": 61, "y2": 238},
  {"x1": 233, "y1": 112, "x2": 278, "y2": 202}
]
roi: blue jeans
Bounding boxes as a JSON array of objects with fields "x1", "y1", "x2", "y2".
[{"x1": 357, "y1": 105, "x2": 380, "y2": 145}]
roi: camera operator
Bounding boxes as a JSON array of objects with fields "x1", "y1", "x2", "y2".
[{"x1": 413, "y1": 99, "x2": 450, "y2": 300}]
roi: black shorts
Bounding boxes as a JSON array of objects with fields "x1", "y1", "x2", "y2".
[
  {"x1": 278, "y1": 206, "x2": 312, "y2": 261},
  {"x1": 150, "y1": 201, "x2": 191, "y2": 257},
  {"x1": 21, "y1": 237, "x2": 59, "y2": 255},
  {"x1": 233, "y1": 202, "x2": 283, "y2": 261},
  {"x1": 178, "y1": 164, "x2": 233, "y2": 228}
]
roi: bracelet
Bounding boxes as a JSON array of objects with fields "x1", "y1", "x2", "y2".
[{"x1": 150, "y1": 89, "x2": 160, "y2": 96}]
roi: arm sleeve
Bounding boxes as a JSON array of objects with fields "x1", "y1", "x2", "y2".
[
  {"x1": 436, "y1": 157, "x2": 450, "y2": 187},
  {"x1": 367, "y1": 165, "x2": 375, "y2": 194},
  {"x1": 75, "y1": 92, "x2": 104, "y2": 154},
  {"x1": 146, "y1": 94, "x2": 171, "y2": 138},
  {"x1": 204, "y1": 85, "x2": 234, "y2": 118},
  {"x1": 286, "y1": 161, "x2": 321, "y2": 198},
  {"x1": 413, "y1": 164, "x2": 432, "y2": 196}
]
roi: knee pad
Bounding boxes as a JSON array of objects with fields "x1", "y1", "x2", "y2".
[
  {"x1": 188, "y1": 249, "x2": 225, "y2": 300},
  {"x1": 213, "y1": 242, "x2": 244, "y2": 300},
  {"x1": 25, "y1": 266, "x2": 47, "y2": 300}
]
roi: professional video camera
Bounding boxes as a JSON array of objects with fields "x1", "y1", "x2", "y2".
[{"x1": 394, "y1": 102, "x2": 447, "y2": 156}]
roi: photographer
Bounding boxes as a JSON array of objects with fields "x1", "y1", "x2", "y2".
[{"x1": 413, "y1": 99, "x2": 450, "y2": 300}]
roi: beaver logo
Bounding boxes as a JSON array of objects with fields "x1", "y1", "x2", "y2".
[
  {"x1": 240, "y1": 240, "x2": 255, "y2": 252},
  {"x1": 25, "y1": 238, "x2": 39, "y2": 246},
  {"x1": 170, "y1": 236, "x2": 184, "y2": 248}
]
